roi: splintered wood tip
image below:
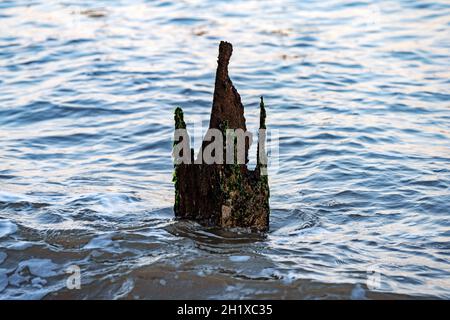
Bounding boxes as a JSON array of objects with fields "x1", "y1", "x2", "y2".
[{"x1": 218, "y1": 41, "x2": 233, "y2": 67}]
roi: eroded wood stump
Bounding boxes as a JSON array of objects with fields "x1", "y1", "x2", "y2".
[{"x1": 173, "y1": 41, "x2": 270, "y2": 232}]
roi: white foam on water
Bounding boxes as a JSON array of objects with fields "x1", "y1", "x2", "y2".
[
  {"x1": 8, "y1": 270, "x2": 28, "y2": 287},
  {"x1": 113, "y1": 278, "x2": 135, "y2": 300},
  {"x1": 17, "y1": 258, "x2": 59, "y2": 278},
  {"x1": 31, "y1": 277, "x2": 47, "y2": 289},
  {"x1": 96, "y1": 193, "x2": 137, "y2": 213},
  {"x1": 0, "y1": 220, "x2": 18, "y2": 238},
  {"x1": 229, "y1": 255, "x2": 251, "y2": 262},
  {"x1": 5, "y1": 241, "x2": 33, "y2": 250},
  {"x1": 83, "y1": 234, "x2": 113, "y2": 250},
  {"x1": 0, "y1": 286, "x2": 53, "y2": 300}
]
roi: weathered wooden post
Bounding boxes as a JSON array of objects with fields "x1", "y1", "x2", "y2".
[{"x1": 173, "y1": 41, "x2": 270, "y2": 231}]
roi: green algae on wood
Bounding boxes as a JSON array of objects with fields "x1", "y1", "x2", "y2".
[{"x1": 174, "y1": 107, "x2": 186, "y2": 130}]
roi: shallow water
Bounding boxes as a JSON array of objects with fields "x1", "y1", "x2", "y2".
[{"x1": 1, "y1": 0, "x2": 450, "y2": 299}]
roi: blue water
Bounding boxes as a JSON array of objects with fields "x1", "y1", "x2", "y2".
[{"x1": 0, "y1": 0, "x2": 449, "y2": 299}]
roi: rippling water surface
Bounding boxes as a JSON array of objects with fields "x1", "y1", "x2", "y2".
[{"x1": 1, "y1": 0, "x2": 450, "y2": 299}]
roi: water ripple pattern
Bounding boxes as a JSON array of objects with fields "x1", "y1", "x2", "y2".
[{"x1": 0, "y1": 0, "x2": 449, "y2": 299}]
